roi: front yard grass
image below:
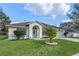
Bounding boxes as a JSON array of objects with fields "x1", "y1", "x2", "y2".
[
  {"x1": 0, "y1": 35, "x2": 6, "y2": 40},
  {"x1": 0, "y1": 37, "x2": 79, "y2": 56}
]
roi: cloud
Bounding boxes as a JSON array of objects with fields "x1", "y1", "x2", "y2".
[
  {"x1": 58, "y1": 4, "x2": 70, "y2": 15},
  {"x1": 24, "y1": 3, "x2": 71, "y2": 19},
  {"x1": 24, "y1": 3, "x2": 53, "y2": 15},
  {"x1": 63, "y1": 4, "x2": 70, "y2": 15}
]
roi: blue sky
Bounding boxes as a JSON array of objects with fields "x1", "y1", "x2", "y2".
[{"x1": 0, "y1": 3, "x2": 73, "y2": 26}]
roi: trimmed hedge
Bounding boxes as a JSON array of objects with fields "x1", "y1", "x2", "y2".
[{"x1": 14, "y1": 30, "x2": 26, "y2": 39}]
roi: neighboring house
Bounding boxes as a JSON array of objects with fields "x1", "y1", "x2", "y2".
[
  {"x1": 6, "y1": 21, "x2": 58, "y2": 40},
  {"x1": 56, "y1": 21, "x2": 79, "y2": 38}
]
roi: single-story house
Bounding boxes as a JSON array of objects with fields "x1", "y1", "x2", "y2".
[{"x1": 6, "y1": 21, "x2": 58, "y2": 40}]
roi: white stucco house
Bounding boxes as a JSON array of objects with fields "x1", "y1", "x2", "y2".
[
  {"x1": 6, "y1": 21, "x2": 58, "y2": 40},
  {"x1": 6, "y1": 21, "x2": 79, "y2": 40}
]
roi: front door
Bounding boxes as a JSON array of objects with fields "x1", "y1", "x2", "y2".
[
  {"x1": 33, "y1": 29, "x2": 37, "y2": 38},
  {"x1": 33, "y1": 25, "x2": 39, "y2": 38}
]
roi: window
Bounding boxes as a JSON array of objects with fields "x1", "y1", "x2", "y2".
[{"x1": 17, "y1": 27, "x2": 26, "y2": 31}]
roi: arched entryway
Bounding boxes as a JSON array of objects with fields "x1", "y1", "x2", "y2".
[
  {"x1": 32, "y1": 25, "x2": 40, "y2": 38},
  {"x1": 29, "y1": 23, "x2": 42, "y2": 38}
]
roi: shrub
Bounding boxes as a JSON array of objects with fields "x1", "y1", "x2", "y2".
[
  {"x1": 14, "y1": 30, "x2": 26, "y2": 40},
  {"x1": 44, "y1": 27, "x2": 56, "y2": 43}
]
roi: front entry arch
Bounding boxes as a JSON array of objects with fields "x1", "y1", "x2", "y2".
[{"x1": 29, "y1": 23, "x2": 42, "y2": 38}]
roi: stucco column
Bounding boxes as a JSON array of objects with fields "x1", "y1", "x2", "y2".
[
  {"x1": 29, "y1": 25, "x2": 33, "y2": 38},
  {"x1": 26, "y1": 27, "x2": 29, "y2": 38},
  {"x1": 39, "y1": 27, "x2": 42, "y2": 38}
]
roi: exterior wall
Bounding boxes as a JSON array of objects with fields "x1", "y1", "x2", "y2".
[
  {"x1": 56, "y1": 29, "x2": 79, "y2": 38},
  {"x1": 8, "y1": 23, "x2": 43, "y2": 40},
  {"x1": 29, "y1": 23, "x2": 42, "y2": 39},
  {"x1": 56, "y1": 29, "x2": 65, "y2": 38},
  {"x1": 73, "y1": 32, "x2": 79, "y2": 37},
  {"x1": 66, "y1": 32, "x2": 73, "y2": 37},
  {"x1": 24, "y1": 27, "x2": 29, "y2": 39},
  {"x1": 56, "y1": 30, "x2": 74, "y2": 38},
  {"x1": 8, "y1": 27, "x2": 17, "y2": 40}
]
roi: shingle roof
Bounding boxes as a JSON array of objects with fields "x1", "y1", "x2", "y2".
[{"x1": 6, "y1": 21, "x2": 59, "y2": 29}]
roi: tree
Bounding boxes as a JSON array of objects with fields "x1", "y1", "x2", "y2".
[
  {"x1": 14, "y1": 30, "x2": 26, "y2": 40},
  {"x1": 1, "y1": 17, "x2": 11, "y2": 34},
  {"x1": 0, "y1": 7, "x2": 11, "y2": 35},
  {"x1": 44, "y1": 27, "x2": 56, "y2": 43},
  {"x1": 67, "y1": 4, "x2": 79, "y2": 30}
]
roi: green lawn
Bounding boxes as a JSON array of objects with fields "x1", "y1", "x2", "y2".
[
  {"x1": 0, "y1": 35, "x2": 6, "y2": 40},
  {"x1": 0, "y1": 37, "x2": 79, "y2": 56}
]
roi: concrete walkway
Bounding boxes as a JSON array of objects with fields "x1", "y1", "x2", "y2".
[{"x1": 73, "y1": 53, "x2": 79, "y2": 56}]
